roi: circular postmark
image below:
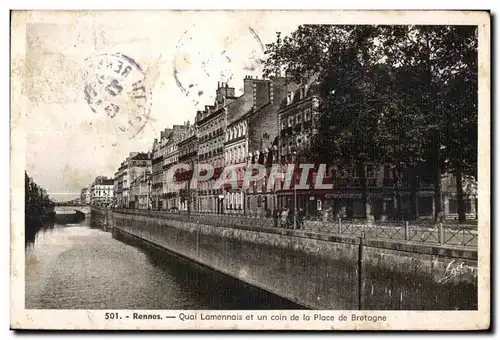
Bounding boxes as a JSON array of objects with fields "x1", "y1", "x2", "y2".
[
  {"x1": 173, "y1": 24, "x2": 266, "y2": 109},
  {"x1": 82, "y1": 53, "x2": 151, "y2": 139}
]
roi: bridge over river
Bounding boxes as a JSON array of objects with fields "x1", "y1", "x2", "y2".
[
  {"x1": 54, "y1": 205, "x2": 90, "y2": 223},
  {"x1": 54, "y1": 205, "x2": 91, "y2": 214}
]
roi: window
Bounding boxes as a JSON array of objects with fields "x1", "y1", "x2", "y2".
[
  {"x1": 304, "y1": 108, "x2": 312, "y2": 121},
  {"x1": 296, "y1": 112, "x2": 303, "y2": 124}
]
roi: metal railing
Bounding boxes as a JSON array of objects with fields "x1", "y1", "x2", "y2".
[{"x1": 111, "y1": 208, "x2": 478, "y2": 248}]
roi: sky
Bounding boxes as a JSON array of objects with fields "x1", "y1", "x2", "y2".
[
  {"x1": 17, "y1": 10, "x2": 485, "y2": 202},
  {"x1": 18, "y1": 11, "x2": 302, "y2": 201}
]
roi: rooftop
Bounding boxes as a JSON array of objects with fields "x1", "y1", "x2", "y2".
[{"x1": 131, "y1": 152, "x2": 151, "y2": 161}]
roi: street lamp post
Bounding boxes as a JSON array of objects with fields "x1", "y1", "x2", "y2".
[
  {"x1": 187, "y1": 161, "x2": 193, "y2": 215},
  {"x1": 146, "y1": 172, "x2": 152, "y2": 210}
]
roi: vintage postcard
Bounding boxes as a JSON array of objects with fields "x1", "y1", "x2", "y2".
[{"x1": 11, "y1": 10, "x2": 490, "y2": 330}]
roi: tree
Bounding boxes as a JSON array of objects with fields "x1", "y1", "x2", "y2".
[
  {"x1": 263, "y1": 24, "x2": 478, "y2": 223},
  {"x1": 264, "y1": 25, "x2": 386, "y2": 222},
  {"x1": 380, "y1": 25, "x2": 477, "y2": 222}
]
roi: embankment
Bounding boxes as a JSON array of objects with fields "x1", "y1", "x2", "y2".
[{"x1": 100, "y1": 208, "x2": 478, "y2": 310}]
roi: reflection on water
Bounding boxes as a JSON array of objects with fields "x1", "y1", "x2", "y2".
[
  {"x1": 25, "y1": 221, "x2": 304, "y2": 310},
  {"x1": 25, "y1": 220, "x2": 56, "y2": 246}
]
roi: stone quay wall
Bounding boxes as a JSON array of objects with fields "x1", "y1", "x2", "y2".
[{"x1": 96, "y1": 208, "x2": 478, "y2": 310}]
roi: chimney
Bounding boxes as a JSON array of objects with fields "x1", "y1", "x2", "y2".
[
  {"x1": 243, "y1": 76, "x2": 254, "y2": 100},
  {"x1": 216, "y1": 82, "x2": 235, "y2": 103}
]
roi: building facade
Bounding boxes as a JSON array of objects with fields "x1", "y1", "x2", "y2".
[
  {"x1": 177, "y1": 123, "x2": 198, "y2": 212},
  {"x1": 127, "y1": 152, "x2": 152, "y2": 209},
  {"x1": 114, "y1": 152, "x2": 139, "y2": 208},
  {"x1": 90, "y1": 176, "x2": 114, "y2": 206},
  {"x1": 242, "y1": 76, "x2": 300, "y2": 216},
  {"x1": 130, "y1": 169, "x2": 152, "y2": 209},
  {"x1": 195, "y1": 82, "x2": 238, "y2": 213},
  {"x1": 161, "y1": 124, "x2": 189, "y2": 210},
  {"x1": 151, "y1": 128, "x2": 172, "y2": 210},
  {"x1": 108, "y1": 73, "x2": 477, "y2": 222}
]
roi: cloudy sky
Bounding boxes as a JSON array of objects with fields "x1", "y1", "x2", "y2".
[{"x1": 17, "y1": 11, "x2": 302, "y2": 201}]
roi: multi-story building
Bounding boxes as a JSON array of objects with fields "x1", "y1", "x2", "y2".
[
  {"x1": 177, "y1": 122, "x2": 198, "y2": 212},
  {"x1": 90, "y1": 176, "x2": 114, "y2": 206},
  {"x1": 220, "y1": 76, "x2": 288, "y2": 214},
  {"x1": 195, "y1": 82, "x2": 238, "y2": 213},
  {"x1": 241, "y1": 76, "x2": 300, "y2": 216},
  {"x1": 275, "y1": 80, "x2": 324, "y2": 216},
  {"x1": 161, "y1": 124, "x2": 189, "y2": 210},
  {"x1": 138, "y1": 171, "x2": 152, "y2": 210},
  {"x1": 275, "y1": 80, "x2": 395, "y2": 219},
  {"x1": 114, "y1": 161, "x2": 126, "y2": 208},
  {"x1": 151, "y1": 128, "x2": 172, "y2": 210},
  {"x1": 113, "y1": 152, "x2": 151, "y2": 208},
  {"x1": 114, "y1": 152, "x2": 137, "y2": 208},
  {"x1": 127, "y1": 152, "x2": 152, "y2": 209},
  {"x1": 129, "y1": 176, "x2": 140, "y2": 209},
  {"x1": 113, "y1": 169, "x2": 120, "y2": 207},
  {"x1": 129, "y1": 169, "x2": 152, "y2": 210},
  {"x1": 272, "y1": 80, "x2": 475, "y2": 222}
]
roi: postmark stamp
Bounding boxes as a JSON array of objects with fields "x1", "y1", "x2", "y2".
[
  {"x1": 82, "y1": 53, "x2": 151, "y2": 139},
  {"x1": 173, "y1": 26, "x2": 266, "y2": 108}
]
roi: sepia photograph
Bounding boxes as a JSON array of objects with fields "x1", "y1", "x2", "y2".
[{"x1": 10, "y1": 10, "x2": 490, "y2": 330}]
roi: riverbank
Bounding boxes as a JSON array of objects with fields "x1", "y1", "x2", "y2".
[{"x1": 101, "y1": 207, "x2": 478, "y2": 310}]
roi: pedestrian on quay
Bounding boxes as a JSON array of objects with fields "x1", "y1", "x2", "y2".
[
  {"x1": 272, "y1": 208, "x2": 279, "y2": 228},
  {"x1": 297, "y1": 208, "x2": 305, "y2": 230},
  {"x1": 280, "y1": 207, "x2": 289, "y2": 229}
]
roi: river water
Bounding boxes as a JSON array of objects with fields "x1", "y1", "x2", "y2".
[{"x1": 25, "y1": 220, "x2": 303, "y2": 310}]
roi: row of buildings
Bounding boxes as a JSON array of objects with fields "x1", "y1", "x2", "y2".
[
  {"x1": 80, "y1": 176, "x2": 114, "y2": 206},
  {"x1": 106, "y1": 75, "x2": 477, "y2": 221}
]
